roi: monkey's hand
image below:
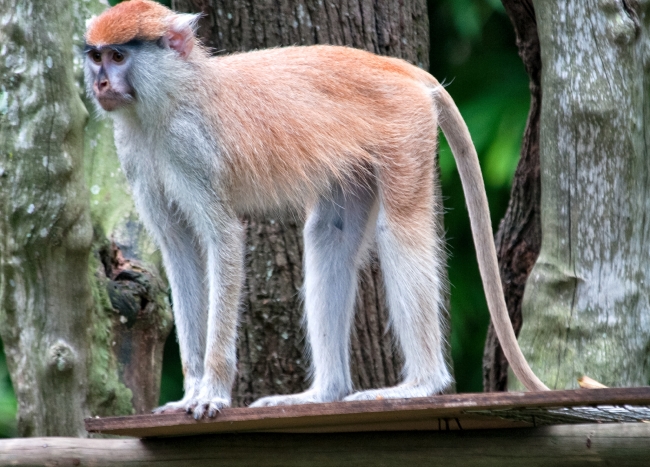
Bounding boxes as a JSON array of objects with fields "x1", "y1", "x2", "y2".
[
  {"x1": 152, "y1": 377, "x2": 201, "y2": 414},
  {"x1": 179, "y1": 381, "x2": 232, "y2": 419},
  {"x1": 188, "y1": 395, "x2": 230, "y2": 419},
  {"x1": 152, "y1": 377, "x2": 231, "y2": 418},
  {"x1": 151, "y1": 387, "x2": 197, "y2": 415},
  {"x1": 153, "y1": 393, "x2": 230, "y2": 419}
]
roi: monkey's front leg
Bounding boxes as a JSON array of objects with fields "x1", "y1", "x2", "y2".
[
  {"x1": 150, "y1": 214, "x2": 208, "y2": 414},
  {"x1": 189, "y1": 217, "x2": 245, "y2": 419}
]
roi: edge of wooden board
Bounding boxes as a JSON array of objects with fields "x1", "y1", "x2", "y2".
[{"x1": 85, "y1": 387, "x2": 650, "y2": 437}]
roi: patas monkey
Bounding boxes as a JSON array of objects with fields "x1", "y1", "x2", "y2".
[{"x1": 84, "y1": 0, "x2": 548, "y2": 419}]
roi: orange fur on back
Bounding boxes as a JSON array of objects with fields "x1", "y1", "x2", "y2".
[
  {"x1": 199, "y1": 46, "x2": 439, "y2": 218},
  {"x1": 85, "y1": 0, "x2": 171, "y2": 46}
]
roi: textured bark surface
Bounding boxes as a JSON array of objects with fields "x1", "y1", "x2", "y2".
[
  {"x1": 95, "y1": 239, "x2": 173, "y2": 415},
  {"x1": 483, "y1": 0, "x2": 542, "y2": 392},
  {"x1": 173, "y1": 0, "x2": 443, "y2": 406},
  {"x1": 0, "y1": 0, "x2": 173, "y2": 436},
  {"x1": 0, "y1": 0, "x2": 93, "y2": 436},
  {"x1": 516, "y1": 0, "x2": 650, "y2": 389}
]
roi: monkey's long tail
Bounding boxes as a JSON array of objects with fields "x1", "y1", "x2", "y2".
[{"x1": 433, "y1": 81, "x2": 549, "y2": 392}]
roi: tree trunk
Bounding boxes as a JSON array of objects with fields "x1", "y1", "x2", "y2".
[
  {"x1": 172, "y1": 0, "x2": 450, "y2": 406},
  {"x1": 515, "y1": 0, "x2": 650, "y2": 389},
  {"x1": 0, "y1": 0, "x2": 173, "y2": 436},
  {"x1": 483, "y1": 0, "x2": 543, "y2": 392},
  {"x1": 0, "y1": 0, "x2": 93, "y2": 437}
]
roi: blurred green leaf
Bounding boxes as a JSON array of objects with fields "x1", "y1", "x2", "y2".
[
  {"x1": 484, "y1": 0, "x2": 505, "y2": 13},
  {"x1": 0, "y1": 341, "x2": 17, "y2": 438},
  {"x1": 449, "y1": 0, "x2": 482, "y2": 38},
  {"x1": 430, "y1": 0, "x2": 530, "y2": 392},
  {"x1": 483, "y1": 103, "x2": 528, "y2": 188}
]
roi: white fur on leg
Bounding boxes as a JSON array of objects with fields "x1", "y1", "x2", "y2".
[
  {"x1": 250, "y1": 182, "x2": 378, "y2": 408},
  {"x1": 188, "y1": 216, "x2": 243, "y2": 419},
  {"x1": 349, "y1": 204, "x2": 453, "y2": 400}
]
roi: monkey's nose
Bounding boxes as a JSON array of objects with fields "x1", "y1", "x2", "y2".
[{"x1": 96, "y1": 79, "x2": 110, "y2": 92}]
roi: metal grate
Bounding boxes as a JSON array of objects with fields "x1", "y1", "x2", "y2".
[{"x1": 469, "y1": 404, "x2": 650, "y2": 426}]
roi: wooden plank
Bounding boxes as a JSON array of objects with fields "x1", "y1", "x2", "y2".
[
  {"x1": 3, "y1": 423, "x2": 650, "y2": 466},
  {"x1": 84, "y1": 387, "x2": 650, "y2": 438}
]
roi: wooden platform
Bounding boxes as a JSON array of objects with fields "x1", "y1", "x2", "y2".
[{"x1": 85, "y1": 387, "x2": 650, "y2": 438}]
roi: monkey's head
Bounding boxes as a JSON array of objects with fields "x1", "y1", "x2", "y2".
[{"x1": 84, "y1": 0, "x2": 199, "y2": 112}]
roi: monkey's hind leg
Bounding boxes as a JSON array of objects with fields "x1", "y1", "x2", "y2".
[
  {"x1": 250, "y1": 181, "x2": 378, "y2": 407},
  {"x1": 345, "y1": 178, "x2": 453, "y2": 401}
]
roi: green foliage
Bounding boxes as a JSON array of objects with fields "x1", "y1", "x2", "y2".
[
  {"x1": 430, "y1": 0, "x2": 529, "y2": 392},
  {"x1": 159, "y1": 330, "x2": 184, "y2": 405},
  {"x1": 0, "y1": 341, "x2": 17, "y2": 438}
]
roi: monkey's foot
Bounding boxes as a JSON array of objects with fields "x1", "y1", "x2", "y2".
[
  {"x1": 344, "y1": 380, "x2": 449, "y2": 402},
  {"x1": 249, "y1": 389, "x2": 341, "y2": 407}
]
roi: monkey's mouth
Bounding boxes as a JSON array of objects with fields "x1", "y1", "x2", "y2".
[{"x1": 96, "y1": 91, "x2": 134, "y2": 111}]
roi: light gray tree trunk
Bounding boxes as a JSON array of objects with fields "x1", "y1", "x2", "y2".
[
  {"x1": 0, "y1": 0, "x2": 172, "y2": 436},
  {"x1": 516, "y1": 0, "x2": 650, "y2": 389},
  {"x1": 0, "y1": 0, "x2": 93, "y2": 437}
]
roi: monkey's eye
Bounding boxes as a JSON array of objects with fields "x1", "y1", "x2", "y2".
[
  {"x1": 90, "y1": 51, "x2": 102, "y2": 64},
  {"x1": 112, "y1": 51, "x2": 125, "y2": 63}
]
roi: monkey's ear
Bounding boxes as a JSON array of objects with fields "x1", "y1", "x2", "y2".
[{"x1": 164, "y1": 13, "x2": 200, "y2": 60}]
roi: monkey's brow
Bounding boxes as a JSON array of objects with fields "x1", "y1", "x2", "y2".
[{"x1": 83, "y1": 40, "x2": 144, "y2": 54}]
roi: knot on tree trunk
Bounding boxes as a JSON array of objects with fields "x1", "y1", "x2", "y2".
[
  {"x1": 46, "y1": 340, "x2": 76, "y2": 373},
  {"x1": 93, "y1": 236, "x2": 173, "y2": 414}
]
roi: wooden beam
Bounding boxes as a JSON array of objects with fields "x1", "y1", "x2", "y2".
[
  {"x1": 1, "y1": 423, "x2": 649, "y2": 466},
  {"x1": 85, "y1": 387, "x2": 650, "y2": 437}
]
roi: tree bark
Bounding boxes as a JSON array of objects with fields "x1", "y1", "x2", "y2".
[
  {"x1": 483, "y1": 0, "x2": 542, "y2": 392},
  {"x1": 172, "y1": 0, "x2": 448, "y2": 406},
  {"x1": 0, "y1": 0, "x2": 93, "y2": 437},
  {"x1": 516, "y1": 0, "x2": 650, "y2": 389},
  {"x1": 0, "y1": 0, "x2": 173, "y2": 436}
]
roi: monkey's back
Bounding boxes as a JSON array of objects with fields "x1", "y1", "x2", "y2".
[{"x1": 203, "y1": 46, "x2": 439, "y2": 212}]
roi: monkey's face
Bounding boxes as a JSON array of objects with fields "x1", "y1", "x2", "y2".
[{"x1": 84, "y1": 45, "x2": 135, "y2": 112}]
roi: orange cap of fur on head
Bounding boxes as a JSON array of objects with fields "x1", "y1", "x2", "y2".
[{"x1": 85, "y1": 0, "x2": 172, "y2": 47}]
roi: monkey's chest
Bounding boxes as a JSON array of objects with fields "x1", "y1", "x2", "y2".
[{"x1": 118, "y1": 118, "x2": 218, "y2": 184}]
